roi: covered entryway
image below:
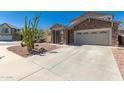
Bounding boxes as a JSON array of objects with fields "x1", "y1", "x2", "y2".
[
  {"x1": 74, "y1": 28, "x2": 112, "y2": 46},
  {"x1": 118, "y1": 35, "x2": 124, "y2": 45},
  {"x1": 50, "y1": 24, "x2": 69, "y2": 44}
]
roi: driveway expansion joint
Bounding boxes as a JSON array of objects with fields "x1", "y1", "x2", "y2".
[
  {"x1": 31, "y1": 61, "x2": 44, "y2": 68},
  {"x1": 18, "y1": 68, "x2": 43, "y2": 81},
  {"x1": 48, "y1": 47, "x2": 82, "y2": 70},
  {"x1": 46, "y1": 68, "x2": 68, "y2": 81}
]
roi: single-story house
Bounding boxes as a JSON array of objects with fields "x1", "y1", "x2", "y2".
[
  {"x1": 0, "y1": 23, "x2": 20, "y2": 41},
  {"x1": 50, "y1": 12, "x2": 119, "y2": 46}
]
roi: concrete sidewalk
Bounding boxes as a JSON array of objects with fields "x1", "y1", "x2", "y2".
[
  {"x1": 0, "y1": 45, "x2": 64, "y2": 81},
  {"x1": 0, "y1": 41, "x2": 21, "y2": 45}
]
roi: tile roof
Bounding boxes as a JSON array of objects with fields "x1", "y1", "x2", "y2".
[
  {"x1": 71, "y1": 11, "x2": 113, "y2": 23},
  {"x1": 0, "y1": 23, "x2": 18, "y2": 29},
  {"x1": 70, "y1": 17, "x2": 119, "y2": 29},
  {"x1": 50, "y1": 24, "x2": 69, "y2": 31}
]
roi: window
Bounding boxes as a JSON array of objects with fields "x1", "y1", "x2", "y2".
[
  {"x1": 83, "y1": 32, "x2": 89, "y2": 34},
  {"x1": 77, "y1": 32, "x2": 81, "y2": 35},
  {"x1": 1, "y1": 28, "x2": 9, "y2": 33},
  {"x1": 60, "y1": 30, "x2": 64, "y2": 34},
  {"x1": 91, "y1": 32, "x2": 97, "y2": 34},
  {"x1": 4, "y1": 28, "x2": 9, "y2": 33},
  {"x1": 107, "y1": 17, "x2": 111, "y2": 20}
]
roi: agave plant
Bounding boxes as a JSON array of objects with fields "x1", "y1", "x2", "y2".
[{"x1": 22, "y1": 16, "x2": 40, "y2": 52}]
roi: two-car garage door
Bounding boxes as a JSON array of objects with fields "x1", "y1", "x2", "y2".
[
  {"x1": 0, "y1": 35, "x2": 12, "y2": 41},
  {"x1": 74, "y1": 28, "x2": 111, "y2": 46}
]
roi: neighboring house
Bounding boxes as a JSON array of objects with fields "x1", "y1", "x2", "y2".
[
  {"x1": 0, "y1": 23, "x2": 19, "y2": 41},
  {"x1": 50, "y1": 12, "x2": 119, "y2": 46}
]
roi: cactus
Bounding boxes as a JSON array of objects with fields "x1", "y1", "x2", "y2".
[{"x1": 22, "y1": 16, "x2": 40, "y2": 52}]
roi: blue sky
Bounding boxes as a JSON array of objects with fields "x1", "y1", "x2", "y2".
[{"x1": 0, "y1": 11, "x2": 124, "y2": 30}]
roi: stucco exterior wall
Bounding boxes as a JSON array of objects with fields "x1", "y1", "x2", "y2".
[
  {"x1": 72, "y1": 18, "x2": 112, "y2": 31},
  {"x1": 112, "y1": 23, "x2": 119, "y2": 46}
]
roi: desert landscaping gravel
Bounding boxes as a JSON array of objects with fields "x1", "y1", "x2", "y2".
[
  {"x1": 7, "y1": 43, "x2": 61, "y2": 57},
  {"x1": 112, "y1": 47, "x2": 124, "y2": 79}
]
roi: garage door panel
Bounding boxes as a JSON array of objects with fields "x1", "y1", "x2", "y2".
[
  {"x1": 75, "y1": 30, "x2": 110, "y2": 45},
  {"x1": 0, "y1": 35, "x2": 12, "y2": 41}
]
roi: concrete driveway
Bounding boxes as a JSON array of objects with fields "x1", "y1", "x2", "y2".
[
  {"x1": 0, "y1": 44, "x2": 123, "y2": 81},
  {"x1": 25, "y1": 45, "x2": 123, "y2": 81}
]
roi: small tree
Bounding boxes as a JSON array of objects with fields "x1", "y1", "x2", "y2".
[
  {"x1": 35, "y1": 28, "x2": 45, "y2": 42},
  {"x1": 44, "y1": 29, "x2": 51, "y2": 36},
  {"x1": 22, "y1": 16, "x2": 40, "y2": 52},
  {"x1": 15, "y1": 30, "x2": 22, "y2": 41},
  {"x1": 44, "y1": 29, "x2": 51, "y2": 43}
]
